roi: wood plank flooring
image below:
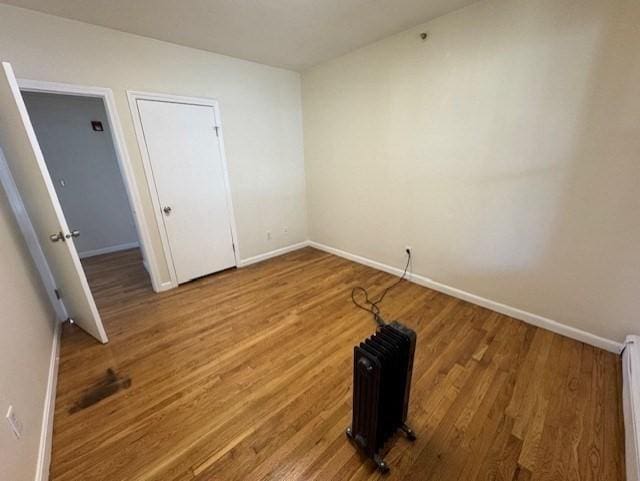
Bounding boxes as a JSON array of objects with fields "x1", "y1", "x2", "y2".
[{"x1": 50, "y1": 247, "x2": 625, "y2": 480}]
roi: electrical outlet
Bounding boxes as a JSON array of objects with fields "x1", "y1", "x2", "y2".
[
  {"x1": 6, "y1": 406, "x2": 23, "y2": 440},
  {"x1": 267, "y1": 231, "x2": 272, "y2": 240},
  {"x1": 283, "y1": 226, "x2": 288, "y2": 234},
  {"x1": 405, "y1": 246, "x2": 412, "y2": 256}
]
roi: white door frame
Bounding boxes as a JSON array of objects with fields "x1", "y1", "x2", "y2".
[
  {"x1": 126, "y1": 91, "x2": 240, "y2": 288},
  {"x1": 17, "y1": 79, "x2": 165, "y2": 293}
]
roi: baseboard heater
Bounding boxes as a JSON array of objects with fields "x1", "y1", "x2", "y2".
[{"x1": 347, "y1": 321, "x2": 417, "y2": 473}]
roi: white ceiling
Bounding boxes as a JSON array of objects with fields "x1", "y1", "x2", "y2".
[{"x1": 1, "y1": 0, "x2": 477, "y2": 71}]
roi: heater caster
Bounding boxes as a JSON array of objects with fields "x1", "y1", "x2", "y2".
[
  {"x1": 374, "y1": 454, "x2": 390, "y2": 474},
  {"x1": 346, "y1": 427, "x2": 354, "y2": 439},
  {"x1": 400, "y1": 423, "x2": 417, "y2": 441}
]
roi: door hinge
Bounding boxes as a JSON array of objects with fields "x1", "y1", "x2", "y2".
[
  {"x1": 214, "y1": 126, "x2": 220, "y2": 137},
  {"x1": 54, "y1": 288, "x2": 62, "y2": 300}
]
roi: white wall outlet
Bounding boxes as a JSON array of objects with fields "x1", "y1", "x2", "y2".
[
  {"x1": 405, "y1": 246, "x2": 412, "y2": 256},
  {"x1": 267, "y1": 231, "x2": 272, "y2": 240},
  {"x1": 283, "y1": 226, "x2": 288, "y2": 234},
  {"x1": 6, "y1": 405, "x2": 23, "y2": 440}
]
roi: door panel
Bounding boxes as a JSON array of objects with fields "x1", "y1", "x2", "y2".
[
  {"x1": 136, "y1": 99, "x2": 236, "y2": 283},
  {"x1": 0, "y1": 62, "x2": 107, "y2": 343}
]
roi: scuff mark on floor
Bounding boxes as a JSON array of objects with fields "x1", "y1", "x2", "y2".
[{"x1": 69, "y1": 368, "x2": 131, "y2": 413}]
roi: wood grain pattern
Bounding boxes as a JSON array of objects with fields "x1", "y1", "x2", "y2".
[{"x1": 49, "y1": 247, "x2": 625, "y2": 480}]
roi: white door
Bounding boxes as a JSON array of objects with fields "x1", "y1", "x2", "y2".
[
  {"x1": 136, "y1": 99, "x2": 236, "y2": 284},
  {"x1": 0, "y1": 62, "x2": 108, "y2": 343}
]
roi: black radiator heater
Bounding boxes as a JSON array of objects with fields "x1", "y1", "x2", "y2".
[{"x1": 346, "y1": 321, "x2": 417, "y2": 473}]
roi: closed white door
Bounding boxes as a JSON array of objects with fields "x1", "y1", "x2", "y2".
[
  {"x1": 136, "y1": 99, "x2": 236, "y2": 284},
  {"x1": 0, "y1": 62, "x2": 107, "y2": 343}
]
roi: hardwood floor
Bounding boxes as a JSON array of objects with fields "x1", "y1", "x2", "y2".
[{"x1": 51, "y1": 247, "x2": 625, "y2": 480}]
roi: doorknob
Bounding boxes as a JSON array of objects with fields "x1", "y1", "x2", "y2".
[
  {"x1": 163, "y1": 206, "x2": 172, "y2": 215},
  {"x1": 49, "y1": 231, "x2": 65, "y2": 242},
  {"x1": 65, "y1": 230, "x2": 80, "y2": 239}
]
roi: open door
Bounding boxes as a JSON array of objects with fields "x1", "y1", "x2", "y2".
[{"x1": 0, "y1": 62, "x2": 108, "y2": 343}]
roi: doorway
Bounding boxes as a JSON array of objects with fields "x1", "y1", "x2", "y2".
[
  {"x1": 16, "y1": 78, "x2": 164, "y2": 294},
  {"x1": 0, "y1": 64, "x2": 110, "y2": 342},
  {"x1": 21, "y1": 90, "x2": 152, "y2": 311},
  {"x1": 15, "y1": 90, "x2": 144, "y2": 323}
]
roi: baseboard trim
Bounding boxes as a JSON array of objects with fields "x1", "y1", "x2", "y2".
[
  {"x1": 78, "y1": 242, "x2": 140, "y2": 259},
  {"x1": 155, "y1": 281, "x2": 176, "y2": 292},
  {"x1": 308, "y1": 241, "x2": 623, "y2": 354},
  {"x1": 623, "y1": 336, "x2": 640, "y2": 481},
  {"x1": 238, "y1": 241, "x2": 310, "y2": 268},
  {"x1": 35, "y1": 320, "x2": 61, "y2": 481}
]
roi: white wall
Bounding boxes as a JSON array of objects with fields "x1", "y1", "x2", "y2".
[
  {"x1": 23, "y1": 92, "x2": 138, "y2": 257},
  {"x1": 0, "y1": 4, "x2": 307, "y2": 284},
  {"x1": 0, "y1": 185, "x2": 56, "y2": 481},
  {"x1": 303, "y1": 0, "x2": 640, "y2": 343}
]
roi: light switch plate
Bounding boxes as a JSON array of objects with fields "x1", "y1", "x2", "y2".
[{"x1": 6, "y1": 405, "x2": 23, "y2": 440}]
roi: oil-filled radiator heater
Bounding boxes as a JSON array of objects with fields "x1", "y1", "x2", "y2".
[{"x1": 346, "y1": 321, "x2": 417, "y2": 473}]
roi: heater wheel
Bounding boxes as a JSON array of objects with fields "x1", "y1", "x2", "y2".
[
  {"x1": 346, "y1": 427, "x2": 390, "y2": 474},
  {"x1": 373, "y1": 454, "x2": 390, "y2": 474},
  {"x1": 401, "y1": 423, "x2": 417, "y2": 441}
]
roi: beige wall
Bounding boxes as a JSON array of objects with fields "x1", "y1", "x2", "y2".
[
  {"x1": 0, "y1": 186, "x2": 56, "y2": 481},
  {"x1": 303, "y1": 0, "x2": 640, "y2": 343},
  {"x1": 0, "y1": 4, "x2": 307, "y2": 285}
]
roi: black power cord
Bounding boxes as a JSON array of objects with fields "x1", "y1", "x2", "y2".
[{"x1": 351, "y1": 249, "x2": 412, "y2": 326}]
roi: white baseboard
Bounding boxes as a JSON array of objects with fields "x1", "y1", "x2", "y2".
[
  {"x1": 141, "y1": 258, "x2": 173, "y2": 293},
  {"x1": 308, "y1": 241, "x2": 623, "y2": 354},
  {"x1": 35, "y1": 320, "x2": 61, "y2": 481},
  {"x1": 148, "y1": 242, "x2": 311, "y2": 292},
  {"x1": 155, "y1": 281, "x2": 176, "y2": 292},
  {"x1": 78, "y1": 241, "x2": 140, "y2": 259},
  {"x1": 238, "y1": 241, "x2": 310, "y2": 268},
  {"x1": 624, "y1": 336, "x2": 640, "y2": 481}
]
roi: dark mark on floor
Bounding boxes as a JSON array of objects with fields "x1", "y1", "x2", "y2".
[{"x1": 69, "y1": 368, "x2": 132, "y2": 414}]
